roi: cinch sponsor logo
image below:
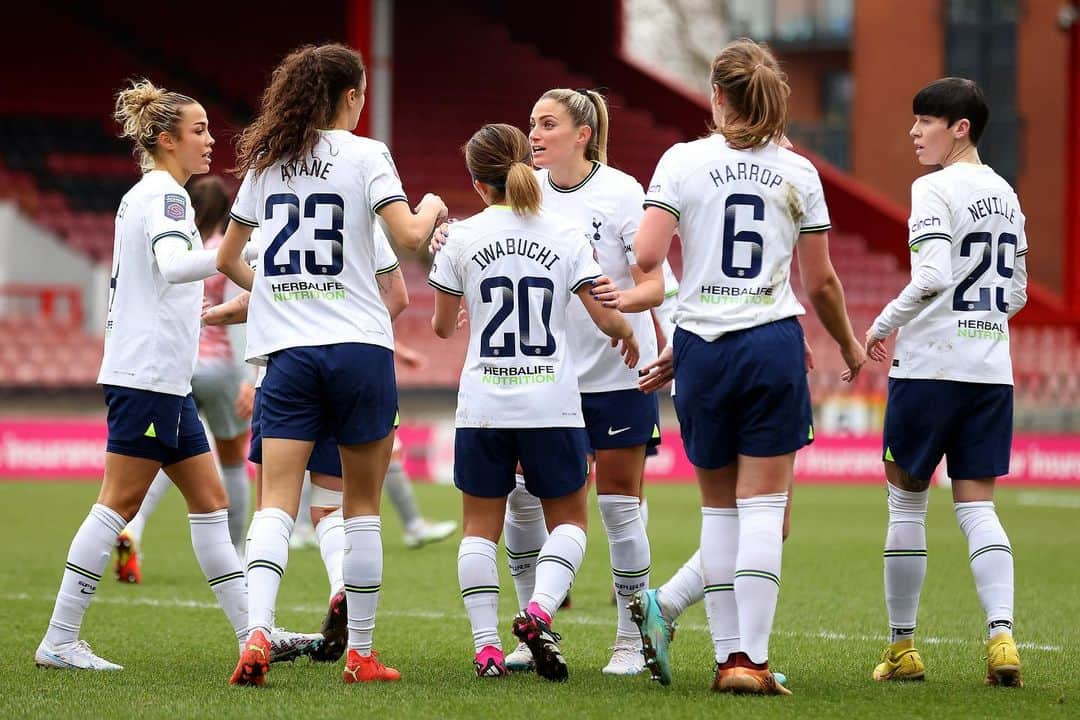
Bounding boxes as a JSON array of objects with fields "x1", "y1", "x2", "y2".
[
  {"x1": 956, "y1": 319, "x2": 1008, "y2": 341},
  {"x1": 481, "y1": 365, "x2": 557, "y2": 385},
  {"x1": 700, "y1": 285, "x2": 775, "y2": 305},
  {"x1": 910, "y1": 216, "x2": 941, "y2": 232},
  {"x1": 271, "y1": 280, "x2": 347, "y2": 303}
]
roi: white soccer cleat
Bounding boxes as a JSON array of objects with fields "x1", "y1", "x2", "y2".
[
  {"x1": 504, "y1": 641, "x2": 535, "y2": 672},
  {"x1": 403, "y1": 519, "x2": 457, "y2": 549},
  {"x1": 289, "y1": 523, "x2": 319, "y2": 550},
  {"x1": 268, "y1": 627, "x2": 324, "y2": 663},
  {"x1": 602, "y1": 644, "x2": 646, "y2": 676},
  {"x1": 35, "y1": 639, "x2": 123, "y2": 671}
]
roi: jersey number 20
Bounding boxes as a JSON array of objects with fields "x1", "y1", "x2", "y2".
[{"x1": 479, "y1": 276, "x2": 556, "y2": 358}]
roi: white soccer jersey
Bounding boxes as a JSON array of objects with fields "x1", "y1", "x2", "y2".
[
  {"x1": 886, "y1": 163, "x2": 1027, "y2": 384},
  {"x1": 538, "y1": 163, "x2": 657, "y2": 392},
  {"x1": 98, "y1": 171, "x2": 203, "y2": 396},
  {"x1": 428, "y1": 206, "x2": 603, "y2": 428},
  {"x1": 644, "y1": 136, "x2": 829, "y2": 340},
  {"x1": 230, "y1": 130, "x2": 404, "y2": 362}
]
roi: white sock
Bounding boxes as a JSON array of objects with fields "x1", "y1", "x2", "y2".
[
  {"x1": 700, "y1": 508, "x2": 739, "y2": 663},
  {"x1": 315, "y1": 509, "x2": 345, "y2": 599},
  {"x1": 245, "y1": 507, "x2": 293, "y2": 635},
  {"x1": 458, "y1": 536, "x2": 501, "y2": 653},
  {"x1": 659, "y1": 549, "x2": 704, "y2": 623},
  {"x1": 190, "y1": 509, "x2": 248, "y2": 641},
  {"x1": 45, "y1": 504, "x2": 126, "y2": 647},
  {"x1": 734, "y1": 493, "x2": 787, "y2": 664},
  {"x1": 531, "y1": 523, "x2": 587, "y2": 620},
  {"x1": 220, "y1": 463, "x2": 250, "y2": 554},
  {"x1": 504, "y1": 475, "x2": 547, "y2": 610},
  {"x1": 639, "y1": 498, "x2": 649, "y2": 528},
  {"x1": 125, "y1": 471, "x2": 171, "y2": 544},
  {"x1": 955, "y1": 501, "x2": 1014, "y2": 638},
  {"x1": 599, "y1": 494, "x2": 650, "y2": 645},
  {"x1": 883, "y1": 484, "x2": 928, "y2": 643},
  {"x1": 344, "y1": 515, "x2": 383, "y2": 655},
  {"x1": 384, "y1": 460, "x2": 422, "y2": 533}
]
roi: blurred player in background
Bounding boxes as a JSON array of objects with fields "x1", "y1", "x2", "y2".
[
  {"x1": 633, "y1": 39, "x2": 865, "y2": 695},
  {"x1": 113, "y1": 176, "x2": 253, "y2": 583},
  {"x1": 216, "y1": 43, "x2": 446, "y2": 687},
  {"x1": 429, "y1": 123, "x2": 639, "y2": 681},
  {"x1": 864, "y1": 77, "x2": 1027, "y2": 688},
  {"x1": 35, "y1": 80, "x2": 250, "y2": 671}
]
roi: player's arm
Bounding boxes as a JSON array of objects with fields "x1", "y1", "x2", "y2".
[
  {"x1": 377, "y1": 266, "x2": 409, "y2": 321},
  {"x1": 1007, "y1": 247, "x2": 1028, "y2": 319},
  {"x1": 632, "y1": 207, "x2": 677, "y2": 275},
  {"x1": 591, "y1": 265, "x2": 664, "y2": 313},
  {"x1": 797, "y1": 231, "x2": 865, "y2": 381},
  {"x1": 153, "y1": 236, "x2": 221, "y2": 284},
  {"x1": 431, "y1": 289, "x2": 461, "y2": 339},
  {"x1": 202, "y1": 291, "x2": 250, "y2": 325},
  {"x1": 866, "y1": 237, "x2": 952, "y2": 352},
  {"x1": 575, "y1": 285, "x2": 639, "y2": 368},
  {"x1": 378, "y1": 196, "x2": 447, "y2": 253},
  {"x1": 216, "y1": 221, "x2": 255, "y2": 290}
]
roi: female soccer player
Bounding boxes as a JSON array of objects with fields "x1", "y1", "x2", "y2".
[
  {"x1": 865, "y1": 77, "x2": 1027, "y2": 688},
  {"x1": 429, "y1": 123, "x2": 638, "y2": 681},
  {"x1": 35, "y1": 80, "x2": 250, "y2": 671},
  {"x1": 633, "y1": 39, "x2": 865, "y2": 695},
  {"x1": 216, "y1": 43, "x2": 446, "y2": 687}
]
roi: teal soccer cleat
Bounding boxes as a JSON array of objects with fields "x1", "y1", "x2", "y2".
[{"x1": 628, "y1": 589, "x2": 675, "y2": 686}]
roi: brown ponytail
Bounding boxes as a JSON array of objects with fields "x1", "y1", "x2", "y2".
[
  {"x1": 465, "y1": 124, "x2": 542, "y2": 216},
  {"x1": 234, "y1": 43, "x2": 366, "y2": 177},
  {"x1": 538, "y1": 88, "x2": 610, "y2": 164},
  {"x1": 709, "y1": 38, "x2": 789, "y2": 149}
]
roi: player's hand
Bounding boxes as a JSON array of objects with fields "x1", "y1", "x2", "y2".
[
  {"x1": 616, "y1": 332, "x2": 639, "y2": 368},
  {"x1": 865, "y1": 327, "x2": 890, "y2": 363},
  {"x1": 429, "y1": 222, "x2": 451, "y2": 255},
  {"x1": 590, "y1": 275, "x2": 626, "y2": 310},
  {"x1": 234, "y1": 382, "x2": 255, "y2": 420},
  {"x1": 840, "y1": 340, "x2": 867, "y2": 383},
  {"x1": 455, "y1": 307, "x2": 469, "y2": 329},
  {"x1": 804, "y1": 338, "x2": 815, "y2": 372},
  {"x1": 395, "y1": 344, "x2": 426, "y2": 370},
  {"x1": 638, "y1": 344, "x2": 673, "y2": 394},
  {"x1": 418, "y1": 193, "x2": 448, "y2": 223}
]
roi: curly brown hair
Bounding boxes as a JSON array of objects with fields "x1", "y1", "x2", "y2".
[{"x1": 233, "y1": 43, "x2": 366, "y2": 178}]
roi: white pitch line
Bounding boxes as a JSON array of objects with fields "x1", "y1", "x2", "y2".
[{"x1": 3, "y1": 592, "x2": 1061, "y2": 653}]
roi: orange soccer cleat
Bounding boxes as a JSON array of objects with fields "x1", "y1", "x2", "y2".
[
  {"x1": 342, "y1": 649, "x2": 401, "y2": 683},
  {"x1": 114, "y1": 529, "x2": 141, "y2": 584},
  {"x1": 230, "y1": 629, "x2": 271, "y2": 687}
]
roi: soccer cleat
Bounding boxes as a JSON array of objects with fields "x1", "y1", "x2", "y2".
[
  {"x1": 716, "y1": 657, "x2": 792, "y2": 696},
  {"x1": 474, "y1": 645, "x2": 508, "y2": 678},
  {"x1": 504, "y1": 642, "x2": 535, "y2": 672},
  {"x1": 511, "y1": 610, "x2": 567, "y2": 682},
  {"x1": 230, "y1": 629, "x2": 271, "y2": 686},
  {"x1": 268, "y1": 627, "x2": 324, "y2": 663},
  {"x1": 311, "y1": 589, "x2": 348, "y2": 662},
  {"x1": 35, "y1": 639, "x2": 123, "y2": 671},
  {"x1": 114, "y1": 529, "x2": 141, "y2": 584},
  {"x1": 872, "y1": 639, "x2": 925, "y2": 682},
  {"x1": 342, "y1": 649, "x2": 401, "y2": 683},
  {"x1": 629, "y1": 589, "x2": 675, "y2": 686},
  {"x1": 403, "y1": 519, "x2": 457, "y2": 549},
  {"x1": 289, "y1": 523, "x2": 319, "y2": 550},
  {"x1": 985, "y1": 633, "x2": 1023, "y2": 687},
  {"x1": 602, "y1": 644, "x2": 645, "y2": 676}
]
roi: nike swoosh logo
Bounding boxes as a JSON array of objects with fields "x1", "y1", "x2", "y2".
[
  {"x1": 608, "y1": 426, "x2": 631, "y2": 436},
  {"x1": 80, "y1": 588, "x2": 95, "y2": 595}
]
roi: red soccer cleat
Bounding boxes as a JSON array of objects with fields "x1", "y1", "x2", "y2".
[
  {"x1": 342, "y1": 649, "x2": 401, "y2": 683},
  {"x1": 114, "y1": 529, "x2": 141, "y2": 584},
  {"x1": 230, "y1": 629, "x2": 271, "y2": 686}
]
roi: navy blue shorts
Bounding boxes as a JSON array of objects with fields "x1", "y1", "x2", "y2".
[
  {"x1": 884, "y1": 378, "x2": 1013, "y2": 481},
  {"x1": 672, "y1": 319, "x2": 813, "y2": 469},
  {"x1": 260, "y1": 343, "x2": 397, "y2": 446},
  {"x1": 103, "y1": 386, "x2": 210, "y2": 466},
  {"x1": 454, "y1": 427, "x2": 589, "y2": 499},
  {"x1": 581, "y1": 389, "x2": 661, "y2": 451},
  {"x1": 249, "y1": 387, "x2": 378, "y2": 477}
]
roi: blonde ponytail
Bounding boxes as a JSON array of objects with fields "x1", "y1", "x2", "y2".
[{"x1": 114, "y1": 79, "x2": 195, "y2": 173}]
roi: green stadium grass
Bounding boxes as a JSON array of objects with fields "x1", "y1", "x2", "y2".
[{"x1": 0, "y1": 481, "x2": 1075, "y2": 719}]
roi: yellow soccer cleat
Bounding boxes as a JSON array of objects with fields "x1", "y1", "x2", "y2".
[
  {"x1": 872, "y1": 639, "x2": 925, "y2": 681},
  {"x1": 985, "y1": 633, "x2": 1023, "y2": 688}
]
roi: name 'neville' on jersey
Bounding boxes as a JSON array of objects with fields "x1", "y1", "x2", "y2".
[
  {"x1": 891, "y1": 163, "x2": 1027, "y2": 385},
  {"x1": 230, "y1": 130, "x2": 405, "y2": 362},
  {"x1": 98, "y1": 171, "x2": 203, "y2": 396},
  {"x1": 428, "y1": 206, "x2": 603, "y2": 428},
  {"x1": 644, "y1": 136, "x2": 831, "y2": 340},
  {"x1": 538, "y1": 163, "x2": 659, "y2": 393}
]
